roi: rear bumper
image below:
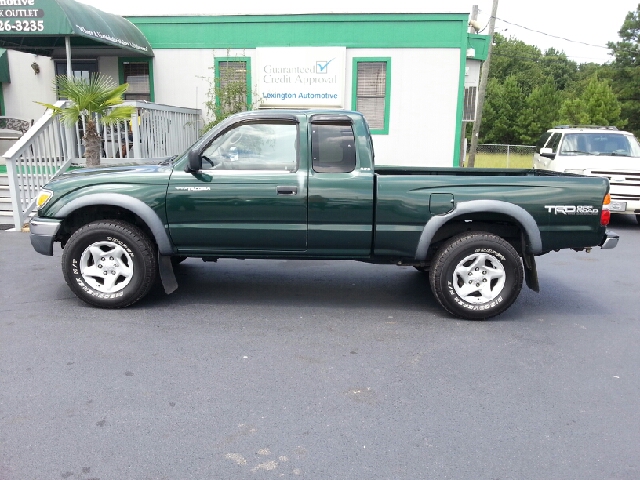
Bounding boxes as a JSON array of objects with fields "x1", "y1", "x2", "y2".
[
  {"x1": 600, "y1": 229, "x2": 619, "y2": 250},
  {"x1": 29, "y1": 217, "x2": 62, "y2": 256}
]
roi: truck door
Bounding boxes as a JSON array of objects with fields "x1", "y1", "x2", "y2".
[
  {"x1": 166, "y1": 118, "x2": 307, "y2": 254},
  {"x1": 307, "y1": 115, "x2": 374, "y2": 256}
]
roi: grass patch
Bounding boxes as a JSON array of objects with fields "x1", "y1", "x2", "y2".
[{"x1": 464, "y1": 153, "x2": 533, "y2": 169}]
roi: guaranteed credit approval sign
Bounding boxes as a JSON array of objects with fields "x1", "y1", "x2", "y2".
[{"x1": 257, "y1": 47, "x2": 346, "y2": 108}]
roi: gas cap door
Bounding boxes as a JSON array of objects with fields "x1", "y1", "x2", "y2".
[{"x1": 429, "y1": 193, "x2": 454, "y2": 215}]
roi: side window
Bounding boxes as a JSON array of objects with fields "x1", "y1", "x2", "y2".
[
  {"x1": 201, "y1": 122, "x2": 298, "y2": 172},
  {"x1": 535, "y1": 132, "x2": 551, "y2": 153},
  {"x1": 547, "y1": 133, "x2": 562, "y2": 153},
  {"x1": 311, "y1": 123, "x2": 356, "y2": 173}
]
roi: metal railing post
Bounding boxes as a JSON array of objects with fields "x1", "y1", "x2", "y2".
[{"x1": 131, "y1": 109, "x2": 141, "y2": 159}]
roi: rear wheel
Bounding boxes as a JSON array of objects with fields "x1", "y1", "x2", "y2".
[
  {"x1": 429, "y1": 232, "x2": 523, "y2": 320},
  {"x1": 636, "y1": 214, "x2": 640, "y2": 226},
  {"x1": 61, "y1": 220, "x2": 158, "y2": 308}
]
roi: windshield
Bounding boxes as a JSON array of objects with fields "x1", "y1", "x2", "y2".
[{"x1": 558, "y1": 132, "x2": 640, "y2": 157}]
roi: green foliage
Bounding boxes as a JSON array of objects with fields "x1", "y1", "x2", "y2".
[
  {"x1": 479, "y1": 19, "x2": 631, "y2": 145},
  {"x1": 38, "y1": 74, "x2": 134, "y2": 126},
  {"x1": 608, "y1": 4, "x2": 640, "y2": 135},
  {"x1": 517, "y1": 79, "x2": 562, "y2": 144},
  {"x1": 201, "y1": 57, "x2": 258, "y2": 134},
  {"x1": 557, "y1": 74, "x2": 623, "y2": 127},
  {"x1": 481, "y1": 76, "x2": 524, "y2": 144},
  {"x1": 37, "y1": 74, "x2": 134, "y2": 166}
]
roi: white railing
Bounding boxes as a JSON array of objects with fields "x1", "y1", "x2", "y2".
[
  {"x1": 3, "y1": 100, "x2": 202, "y2": 230},
  {"x1": 4, "y1": 100, "x2": 72, "y2": 230}
]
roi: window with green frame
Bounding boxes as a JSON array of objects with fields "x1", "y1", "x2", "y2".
[
  {"x1": 215, "y1": 57, "x2": 252, "y2": 115},
  {"x1": 119, "y1": 58, "x2": 154, "y2": 102},
  {"x1": 352, "y1": 58, "x2": 391, "y2": 134}
]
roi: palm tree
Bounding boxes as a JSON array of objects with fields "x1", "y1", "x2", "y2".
[{"x1": 38, "y1": 74, "x2": 136, "y2": 167}]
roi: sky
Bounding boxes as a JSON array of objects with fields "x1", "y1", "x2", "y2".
[{"x1": 77, "y1": 0, "x2": 638, "y2": 64}]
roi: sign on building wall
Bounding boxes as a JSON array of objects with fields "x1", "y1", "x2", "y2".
[{"x1": 257, "y1": 47, "x2": 346, "y2": 108}]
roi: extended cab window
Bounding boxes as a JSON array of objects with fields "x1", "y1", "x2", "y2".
[
  {"x1": 311, "y1": 123, "x2": 356, "y2": 173},
  {"x1": 201, "y1": 122, "x2": 298, "y2": 172}
]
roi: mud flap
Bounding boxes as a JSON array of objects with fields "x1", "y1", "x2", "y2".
[
  {"x1": 523, "y1": 253, "x2": 539, "y2": 293},
  {"x1": 158, "y1": 253, "x2": 178, "y2": 294}
]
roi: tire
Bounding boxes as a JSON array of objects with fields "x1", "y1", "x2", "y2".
[
  {"x1": 636, "y1": 214, "x2": 640, "y2": 226},
  {"x1": 61, "y1": 220, "x2": 158, "y2": 308},
  {"x1": 429, "y1": 232, "x2": 524, "y2": 320}
]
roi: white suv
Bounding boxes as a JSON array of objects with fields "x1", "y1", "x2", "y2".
[{"x1": 533, "y1": 125, "x2": 640, "y2": 223}]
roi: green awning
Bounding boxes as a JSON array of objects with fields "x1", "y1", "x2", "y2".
[
  {"x1": 0, "y1": 0, "x2": 153, "y2": 57},
  {"x1": 0, "y1": 49, "x2": 9, "y2": 83}
]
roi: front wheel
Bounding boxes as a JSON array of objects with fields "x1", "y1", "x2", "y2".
[
  {"x1": 61, "y1": 220, "x2": 158, "y2": 308},
  {"x1": 429, "y1": 232, "x2": 524, "y2": 320}
]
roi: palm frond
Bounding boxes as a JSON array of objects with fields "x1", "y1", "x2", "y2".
[{"x1": 100, "y1": 105, "x2": 137, "y2": 124}]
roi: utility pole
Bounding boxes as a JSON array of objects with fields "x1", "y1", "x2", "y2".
[
  {"x1": 460, "y1": 5, "x2": 479, "y2": 167},
  {"x1": 467, "y1": 0, "x2": 498, "y2": 168}
]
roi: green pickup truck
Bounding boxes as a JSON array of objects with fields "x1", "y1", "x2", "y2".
[{"x1": 29, "y1": 110, "x2": 618, "y2": 319}]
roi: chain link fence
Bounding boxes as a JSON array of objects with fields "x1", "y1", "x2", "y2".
[{"x1": 464, "y1": 144, "x2": 535, "y2": 169}]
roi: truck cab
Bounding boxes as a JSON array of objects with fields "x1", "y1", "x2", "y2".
[{"x1": 170, "y1": 111, "x2": 375, "y2": 257}]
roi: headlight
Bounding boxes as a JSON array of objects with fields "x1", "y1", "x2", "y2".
[
  {"x1": 36, "y1": 189, "x2": 53, "y2": 209},
  {"x1": 564, "y1": 169, "x2": 585, "y2": 175}
]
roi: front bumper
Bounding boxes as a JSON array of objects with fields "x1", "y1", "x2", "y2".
[
  {"x1": 30, "y1": 217, "x2": 62, "y2": 256},
  {"x1": 600, "y1": 229, "x2": 619, "y2": 250}
]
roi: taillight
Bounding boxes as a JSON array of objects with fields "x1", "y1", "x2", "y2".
[{"x1": 601, "y1": 193, "x2": 611, "y2": 225}]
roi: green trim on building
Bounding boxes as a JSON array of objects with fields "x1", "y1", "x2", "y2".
[
  {"x1": 0, "y1": 84, "x2": 5, "y2": 116},
  {"x1": 118, "y1": 57, "x2": 155, "y2": 102},
  {"x1": 453, "y1": 40, "x2": 468, "y2": 167},
  {"x1": 129, "y1": 13, "x2": 470, "y2": 50},
  {"x1": 467, "y1": 34, "x2": 491, "y2": 61},
  {"x1": 351, "y1": 57, "x2": 391, "y2": 135},
  {"x1": 215, "y1": 57, "x2": 253, "y2": 108},
  {"x1": 0, "y1": 49, "x2": 10, "y2": 83}
]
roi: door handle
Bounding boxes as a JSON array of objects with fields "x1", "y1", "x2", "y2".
[{"x1": 277, "y1": 186, "x2": 298, "y2": 195}]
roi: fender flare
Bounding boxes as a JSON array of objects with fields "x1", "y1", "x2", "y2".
[
  {"x1": 56, "y1": 193, "x2": 175, "y2": 255},
  {"x1": 415, "y1": 199, "x2": 543, "y2": 261}
]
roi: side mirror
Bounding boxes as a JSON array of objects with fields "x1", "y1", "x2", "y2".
[
  {"x1": 540, "y1": 147, "x2": 556, "y2": 160},
  {"x1": 185, "y1": 150, "x2": 202, "y2": 173}
]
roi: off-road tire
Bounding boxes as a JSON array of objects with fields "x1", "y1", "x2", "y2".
[
  {"x1": 61, "y1": 220, "x2": 158, "y2": 308},
  {"x1": 429, "y1": 232, "x2": 524, "y2": 320}
]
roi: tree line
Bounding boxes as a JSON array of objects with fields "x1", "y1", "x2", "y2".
[{"x1": 477, "y1": 4, "x2": 640, "y2": 145}]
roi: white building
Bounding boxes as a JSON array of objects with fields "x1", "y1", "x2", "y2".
[{"x1": 0, "y1": 1, "x2": 489, "y2": 167}]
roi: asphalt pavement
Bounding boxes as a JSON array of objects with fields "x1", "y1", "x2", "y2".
[{"x1": 1, "y1": 216, "x2": 639, "y2": 479}]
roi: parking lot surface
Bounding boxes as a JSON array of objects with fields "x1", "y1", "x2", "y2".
[{"x1": 1, "y1": 216, "x2": 639, "y2": 479}]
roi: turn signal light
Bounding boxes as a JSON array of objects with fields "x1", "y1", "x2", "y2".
[
  {"x1": 601, "y1": 209, "x2": 611, "y2": 226},
  {"x1": 603, "y1": 194, "x2": 611, "y2": 205}
]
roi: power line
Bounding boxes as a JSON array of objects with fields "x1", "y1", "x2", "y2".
[{"x1": 494, "y1": 16, "x2": 610, "y2": 50}]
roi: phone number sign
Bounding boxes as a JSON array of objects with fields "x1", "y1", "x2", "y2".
[{"x1": 0, "y1": 19, "x2": 44, "y2": 31}]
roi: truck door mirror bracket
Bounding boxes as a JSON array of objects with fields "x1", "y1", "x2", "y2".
[{"x1": 185, "y1": 150, "x2": 202, "y2": 173}]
